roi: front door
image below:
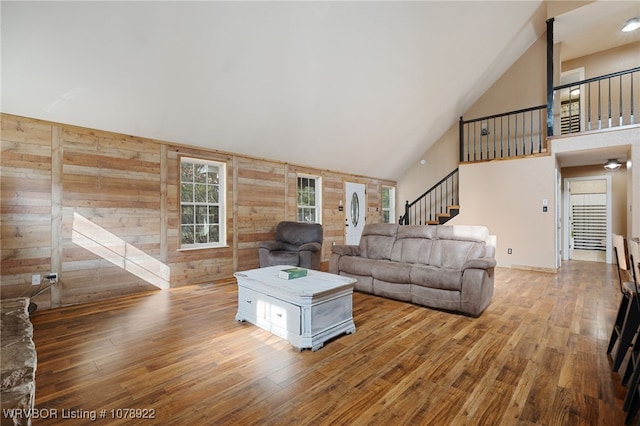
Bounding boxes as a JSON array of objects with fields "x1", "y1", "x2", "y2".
[{"x1": 345, "y1": 182, "x2": 366, "y2": 245}]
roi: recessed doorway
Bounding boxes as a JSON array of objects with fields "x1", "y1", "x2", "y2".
[{"x1": 563, "y1": 176, "x2": 611, "y2": 263}]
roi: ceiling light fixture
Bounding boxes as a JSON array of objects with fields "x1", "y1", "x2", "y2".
[
  {"x1": 604, "y1": 158, "x2": 622, "y2": 171},
  {"x1": 622, "y1": 17, "x2": 640, "y2": 32}
]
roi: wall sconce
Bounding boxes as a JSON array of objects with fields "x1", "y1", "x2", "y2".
[{"x1": 604, "y1": 158, "x2": 622, "y2": 171}]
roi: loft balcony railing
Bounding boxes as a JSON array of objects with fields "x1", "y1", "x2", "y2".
[
  {"x1": 459, "y1": 105, "x2": 547, "y2": 163},
  {"x1": 555, "y1": 67, "x2": 638, "y2": 134},
  {"x1": 459, "y1": 67, "x2": 640, "y2": 163},
  {"x1": 399, "y1": 168, "x2": 458, "y2": 226}
]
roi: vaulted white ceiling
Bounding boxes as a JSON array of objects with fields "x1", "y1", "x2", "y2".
[{"x1": 3, "y1": 1, "x2": 629, "y2": 180}]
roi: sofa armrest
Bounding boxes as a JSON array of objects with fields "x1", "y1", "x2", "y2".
[
  {"x1": 331, "y1": 244, "x2": 361, "y2": 256},
  {"x1": 298, "y1": 242, "x2": 322, "y2": 253},
  {"x1": 461, "y1": 257, "x2": 497, "y2": 270},
  {"x1": 259, "y1": 240, "x2": 285, "y2": 251},
  {"x1": 329, "y1": 244, "x2": 360, "y2": 274}
]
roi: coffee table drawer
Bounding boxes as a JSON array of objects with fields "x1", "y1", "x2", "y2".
[
  {"x1": 237, "y1": 286, "x2": 300, "y2": 335},
  {"x1": 269, "y1": 297, "x2": 300, "y2": 334},
  {"x1": 237, "y1": 286, "x2": 262, "y2": 321}
]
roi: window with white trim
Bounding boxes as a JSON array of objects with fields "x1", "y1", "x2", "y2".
[
  {"x1": 381, "y1": 186, "x2": 395, "y2": 224},
  {"x1": 297, "y1": 175, "x2": 322, "y2": 223},
  {"x1": 180, "y1": 157, "x2": 226, "y2": 249}
]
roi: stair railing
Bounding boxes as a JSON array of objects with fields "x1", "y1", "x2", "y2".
[{"x1": 400, "y1": 168, "x2": 458, "y2": 225}]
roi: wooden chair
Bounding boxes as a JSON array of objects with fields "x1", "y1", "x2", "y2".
[
  {"x1": 623, "y1": 238, "x2": 640, "y2": 385},
  {"x1": 608, "y1": 234, "x2": 638, "y2": 372},
  {"x1": 622, "y1": 239, "x2": 640, "y2": 424}
]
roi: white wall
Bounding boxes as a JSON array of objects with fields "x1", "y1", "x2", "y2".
[
  {"x1": 450, "y1": 155, "x2": 557, "y2": 270},
  {"x1": 396, "y1": 33, "x2": 547, "y2": 223}
]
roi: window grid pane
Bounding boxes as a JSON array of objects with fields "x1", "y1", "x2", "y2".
[
  {"x1": 297, "y1": 176, "x2": 319, "y2": 223},
  {"x1": 382, "y1": 187, "x2": 390, "y2": 209},
  {"x1": 381, "y1": 187, "x2": 395, "y2": 224},
  {"x1": 180, "y1": 159, "x2": 224, "y2": 247}
]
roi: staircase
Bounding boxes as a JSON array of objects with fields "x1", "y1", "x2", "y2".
[
  {"x1": 433, "y1": 204, "x2": 460, "y2": 225},
  {"x1": 400, "y1": 168, "x2": 459, "y2": 226}
]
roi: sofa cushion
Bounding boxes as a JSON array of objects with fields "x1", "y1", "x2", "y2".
[
  {"x1": 264, "y1": 251, "x2": 299, "y2": 266},
  {"x1": 427, "y1": 225, "x2": 488, "y2": 269},
  {"x1": 411, "y1": 284, "x2": 462, "y2": 312},
  {"x1": 396, "y1": 225, "x2": 436, "y2": 240},
  {"x1": 372, "y1": 261, "x2": 411, "y2": 284},
  {"x1": 359, "y1": 223, "x2": 398, "y2": 260},
  {"x1": 276, "y1": 221, "x2": 323, "y2": 246},
  {"x1": 430, "y1": 239, "x2": 486, "y2": 269},
  {"x1": 338, "y1": 256, "x2": 379, "y2": 277},
  {"x1": 373, "y1": 279, "x2": 412, "y2": 301},
  {"x1": 410, "y1": 264, "x2": 462, "y2": 291},
  {"x1": 340, "y1": 272, "x2": 373, "y2": 293},
  {"x1": 390, "y1": 225, "x2": 436, "y2": 264},
  {"x1": 436, "y1": 225, "x2": 489, "y2": 242},
  {"x1": 485, "y1": 235, "x2": 497, "y2": 259}
]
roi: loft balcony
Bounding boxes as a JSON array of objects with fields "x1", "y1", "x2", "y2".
[
  {"x1": 402, "y1": 66, "x2": 638, "y2": 227},
  {"x1": 459, "y1": 67, "x2": 639, "y2": 164}
]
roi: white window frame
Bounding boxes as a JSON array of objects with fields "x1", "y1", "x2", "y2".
[
  {"x1": 381, "y1": 186, "x2": 396, "y2": 224},
  {"x1": 297, "y1": 174, "x2": 322, "y2": 224},
  {"x1": 179, "y1": 157, "x2": 227, "y2": 250}
]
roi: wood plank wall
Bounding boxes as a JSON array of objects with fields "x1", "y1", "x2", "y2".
[{"x1": 1, "y1": 114, "x2": 396, "y2": 309}]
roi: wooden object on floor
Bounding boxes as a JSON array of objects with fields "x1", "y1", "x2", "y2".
[
  {"x1": 609, "y1": 234, "x2": 639, "y2": 372},
  {"x1": 623, "y1": 239, "x2": 640, "y2": 385},
  {"x1": 623, "y1": 239, "x2": 640, "y2": 423},
  {"x1": 29, "y1": 261, "x2": 627, "y2": 425}
]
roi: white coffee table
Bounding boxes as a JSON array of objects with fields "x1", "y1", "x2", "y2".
[{"x1": 234, "y1": 266, "x2": 356, "y2": 351}]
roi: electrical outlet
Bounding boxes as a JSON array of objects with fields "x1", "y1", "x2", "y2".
[
  {"x1": 31, "y1": 274, "x2": 41, "y2": 286},
  {"x1": 46, "y1": 273, "x2": 58, "y2": 284},
  {"x1": 508, "y1": 248, "x2": 513, "y2": 254}
]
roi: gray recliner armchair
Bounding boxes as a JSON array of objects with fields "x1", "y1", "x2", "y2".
[{"x1": 258, "y1": 221, "x2": 323, "y2": 270}]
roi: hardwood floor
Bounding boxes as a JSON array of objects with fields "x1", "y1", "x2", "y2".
[{"x1": 28, "y1": 261, "x2": 631, "y2": 425}]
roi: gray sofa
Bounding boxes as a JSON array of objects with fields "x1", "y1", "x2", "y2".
[{"x1": 329, "y1": 223, "x2": 497, "y2": 316}]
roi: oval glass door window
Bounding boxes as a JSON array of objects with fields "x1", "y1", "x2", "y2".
[{"x1": 351, "y1": 192, "x2": 360, "y2": 227}]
